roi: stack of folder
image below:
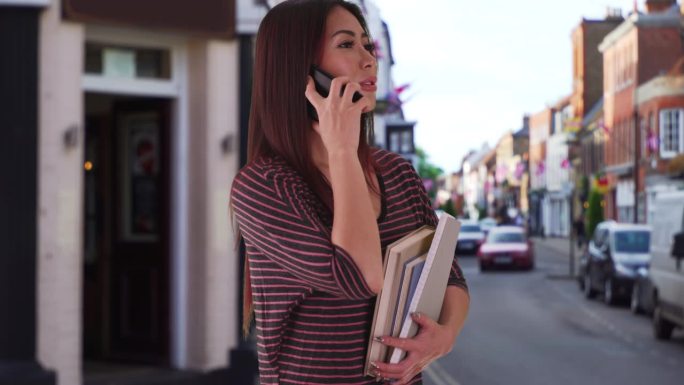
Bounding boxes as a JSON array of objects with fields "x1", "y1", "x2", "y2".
[{"x1": 365, "y1": 214, "x2": 460, "y2": 375}]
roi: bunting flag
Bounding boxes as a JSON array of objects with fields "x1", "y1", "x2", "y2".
[
  {"x1": 560, "y1": 158, "x2": 570, "y2": 169},
  {"x1": 514, "y1": 162, "x2": 525, "y2": 180},
  {"x1": 384, "y1": 83, "x2": 412, "y2": 114},
  {"x1": 394, "y1": 83, "x2": 411, "y2": 95},
  {"x1": 495, "y1": 164, "x2": 507, "y2": 183},
  {"x1": 599, "y1": 119, "x2": 611, "y2": 136},
  {"x1": 647, "y1": 129, "x2": 659, "y2": 153}
]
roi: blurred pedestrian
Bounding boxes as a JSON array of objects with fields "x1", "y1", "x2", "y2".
[
  {"x1": 229, "y1": 1, "x2": 469, "y2": 384},
  {"x1": 574, "y1": 216, "x2": 586, "y2": 248}
]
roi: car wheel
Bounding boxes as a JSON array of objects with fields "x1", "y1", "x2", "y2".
[
  {"x1": 604, "y1": 278, "x2": 617, "y2": 306},
  {"x1": 583, "y1": 273, "x2": 596, "y2": 299},
  {"x1": 630, "y1": 283, "x2": 643, "y2": 315},
  {"x1": 653, "y1": 302, "x2": 675, "y2": 340}
]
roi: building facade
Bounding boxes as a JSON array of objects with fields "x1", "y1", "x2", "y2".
[
  {"x1": 528, "y1": 108, "x2": 554, "y2": 235},
  {"x1": 636, "y1": 59, "x2": 684, "y2": 224},
  {"x1": 545, "y1": 97, "x2": 573, "y2": 237},
  {"x1": 598, "y1": 0, "x2": 682, "y2": 222}
]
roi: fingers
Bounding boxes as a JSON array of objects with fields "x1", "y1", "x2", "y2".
[
  {"x1": 375, "y1": 335, "x2": 418, "y2": 352},
  {"x1": 329, "y1": 76, "x2": 350, "y2": 100},
  {"x1": 304, "y1": 76, "x2": 322, "y2": 106},
  {"x1": 369, "y1": 314, "x2": 443, "y2": 383},
  {"x1": 331, "y1": 77, "x2": 368, "y2": 108},
  {"x1": 370, "y1": 358, "x2": 421, "y2": 385},
  {"x1": 411, "y1": 312, "x2": 438, "y2": 331}
]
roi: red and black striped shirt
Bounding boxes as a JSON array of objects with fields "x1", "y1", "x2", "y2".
[{"x1": 231, "y1": 148, "x2": 468, "y2": 385}]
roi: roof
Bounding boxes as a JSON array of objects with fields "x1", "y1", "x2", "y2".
[
  {"x1": 599, "y1": 6, "x2": 680, "y2": 52},
  {"x1": 465, "y1": 144, "x2": 492, "y2": 167},
  {"x1": 513, "y1": 125, "x2": 529, "y2": 138},
  {"x1": 582, "y1": 97, "x2": 604, "y2": 127},
  {"x1": 667, "y1": 56, "x2": 684, "y2": 76}
]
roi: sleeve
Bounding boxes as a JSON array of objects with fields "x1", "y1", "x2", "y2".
[
  {"x1": 405, "y1": 161, "x2": 468, "y2": 293},
  {"x1": 231, "y1": 165, "x2": 376, "y2": 300}
]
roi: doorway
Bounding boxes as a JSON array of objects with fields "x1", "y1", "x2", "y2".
[{"x1": 82, "y1": 93, "x2": 171, "y2": 366}]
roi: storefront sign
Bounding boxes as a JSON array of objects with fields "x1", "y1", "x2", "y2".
[{"x1": 63, "y1": 0, "x2": 235, "y2": 38}]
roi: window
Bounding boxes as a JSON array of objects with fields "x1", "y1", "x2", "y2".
[
  {"x1": 386, "y1": 126, "x2": 414, "y2": 155},
  {"x1": 614, "y1": 231, "x2": 650, "y2": 253},
  {"x1": 85, "y1": 43, "x2": 171, "y2": 80},
  {"x1": 660, "y1": 109, "x2": 684, "y2": 158},
  {"x1": 489, "y1": 232, "x2": 525, "y2": 244}
]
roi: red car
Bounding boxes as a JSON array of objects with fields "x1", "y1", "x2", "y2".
[{"x1": 477, "y1": 226, "x2": 534, "y2": 271}]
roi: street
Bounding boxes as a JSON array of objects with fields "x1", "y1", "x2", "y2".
[{"x1": 424, "y1": 238, "x2": 684, "y2": 385}]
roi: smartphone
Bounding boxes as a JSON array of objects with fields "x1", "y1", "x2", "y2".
[{"x1": 307, "y1": 66, "x2": 364, "y2": 121}]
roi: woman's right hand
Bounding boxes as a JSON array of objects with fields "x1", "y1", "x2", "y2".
[{"x1": 305, "y1": 75, "x2": 373, "y2": 155}]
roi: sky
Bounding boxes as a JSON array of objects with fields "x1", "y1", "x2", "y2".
[{"x1": 372, "y1": 0, "x2": 640, "y2": 174}]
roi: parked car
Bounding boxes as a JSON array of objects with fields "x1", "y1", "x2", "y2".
[
  {"x1": 477, "y1": 226, "x2": 534, "y2": 271},
  {"x1": 455, "y1": 221, "x2": 485, "y2": 255},
  {"x1": 631, "y1": 266, "x2": 655, "y2": 316},
  {"x1": 578, "y1": 221, "x2": 651, "y2": 306},
  {"x1": 479, "y1": 217, "x2": 497, "y2": 234},
  {"x1": 649, "y1": 190, "x2": 684, "y2": 340}
]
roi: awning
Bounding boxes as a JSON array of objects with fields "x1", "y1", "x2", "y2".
[{"x1": 63, "y1": 0, "x2": 236, "y2": 39}]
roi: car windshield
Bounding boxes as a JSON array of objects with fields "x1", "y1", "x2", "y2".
[
  {"x1": 489, "y1": 232, "x2": 525, "y2": 243},
  {"x1": 614, "y1": 231, "x2": 650, "y2": 253},
  {"x1": 461, "y1": 225, "x2": 481, "y2": 233}
]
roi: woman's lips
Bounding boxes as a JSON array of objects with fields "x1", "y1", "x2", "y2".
[{"x1": 360, "y1": 83, "x2": 377, "y2": 92}]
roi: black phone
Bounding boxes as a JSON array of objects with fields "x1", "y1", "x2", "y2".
[{"x1": 307, "y1": 66, "x2": 364, "y2": 121}]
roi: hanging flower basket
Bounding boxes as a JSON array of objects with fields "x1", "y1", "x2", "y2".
[{"x1": 668, "y1": 153, "x2": 684, "y2": 178}]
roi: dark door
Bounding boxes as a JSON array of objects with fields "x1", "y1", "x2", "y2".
[{"x1": 83, "y1": 95, "x2": 171, "y2": 364}]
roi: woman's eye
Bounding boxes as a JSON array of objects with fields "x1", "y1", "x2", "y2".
[
  {"x1": 364, "y1": 43, "x2": 376, "y2": 54},
  {"x1": 338, "y1": 41, "x2": 353, "y2": 48}
]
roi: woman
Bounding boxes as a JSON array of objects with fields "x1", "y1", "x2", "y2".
[{"x1": 230, "y1": 1, "x2": 470, "y2": 384}]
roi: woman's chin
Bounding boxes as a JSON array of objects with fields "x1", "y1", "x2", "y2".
[{"x1": 362, "y1": 100, "x2": 376, "y2": 113}]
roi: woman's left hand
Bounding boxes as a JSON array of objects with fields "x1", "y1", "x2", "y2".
[{"x1": 370, "y1": 312, "x2": 456, "y2": 384}]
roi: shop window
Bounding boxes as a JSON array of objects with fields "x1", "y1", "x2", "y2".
[{"x1": 85, "y1": 43, "x2": 171, "y2": 80}]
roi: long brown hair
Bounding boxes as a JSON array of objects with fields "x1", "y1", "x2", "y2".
[{"x1": 233, "y1": 0, "x2": 380, "y2": 336}]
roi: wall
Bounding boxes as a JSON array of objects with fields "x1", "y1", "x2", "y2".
[{"x1": 37, "y1": 1, "x2": 85, "y2": 384}]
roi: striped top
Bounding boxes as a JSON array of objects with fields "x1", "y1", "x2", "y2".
[{"x1": 231, "y1": 148, "x2": 468, "y2": 385}]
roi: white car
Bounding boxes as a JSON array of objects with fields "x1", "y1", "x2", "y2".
[
  {"x1": 479, "y1": 217, "x2": 497, "y2": 234},
  {"x1": 650, "y1": 190, "x2": 684, "y2": 340},
  {"x1": 456, "y1": 220, "x2": 486, "y2": 255}
]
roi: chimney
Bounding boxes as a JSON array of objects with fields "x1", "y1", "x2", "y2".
[
  {"x1": 523, "y1": 115, "x2": 530, "y2": 131},
  {"x1": 645, "y1": 0, "x2": 676, "y2": 13},
  {"x1": 605, "y1": 6, "x2": 623, "y2": 20}
]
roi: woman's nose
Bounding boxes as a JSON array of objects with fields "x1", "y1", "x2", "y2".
[{"x1": 361, "y1": 48, "x2": 376, "y2": 69}]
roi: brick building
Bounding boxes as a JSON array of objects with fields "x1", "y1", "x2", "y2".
[
  {"x1": 571, "y1": 10, "x2": 624, "y2": 121},
  {"x1": 571, "y1": 11, "x2": 624, "y2": 218},
  {"x1": 598, "y1": 0, "x2": 682, "y2": 222},
  {"x1": 637, "y1": 57, "x2": 684, "y2": 223}
]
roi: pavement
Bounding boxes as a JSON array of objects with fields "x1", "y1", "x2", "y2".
[
  {"x1": 530, "y1": 235, "x2": 585, "y2": 278},
  {"x1": 530, "y1": 235, "x2": 584, "y2": 257}
]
